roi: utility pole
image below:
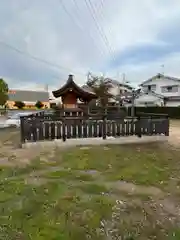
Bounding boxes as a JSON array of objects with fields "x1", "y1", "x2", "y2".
[
  {"x1": 131, "y1": 90, "x2": 136, "y2": 117},
  {"x1": 161, "y1": 64, "x2": 164, "y2": 75},
  {"x1": 122, "y1": 73, "x2": 126, "y2": 83},
  {"x1": 87, "y1": 72, "x2": 91, "y2": 81},
  {"x1": 45, "y1": 84, "x2": 48, "y2": 92},
  {"x1": 116, "y1": 71, "x2": 120, "y2": 81}
]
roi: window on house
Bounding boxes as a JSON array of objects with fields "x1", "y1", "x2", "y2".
[
  {"x1": 161, "y1": 85, "x2": 178, "y2": 93},
  {"x1": 145, "y1": 101, "x2": 155, "y2": 106},
  {"x1": 167, "y1": 86, "x2": 172, "y2": 91},
  {"x1": 147, "y1": 85, "x2": 156, "y2": 91},
  {"x1": 151, "y1": 85, "x2": 156, "y2": 91},
  {"x1": 65, "y1": 112, "x2": 70, "y2": 116},
  {"x1": 138, "y1": 101, "x2": 155, "y2": 106}
]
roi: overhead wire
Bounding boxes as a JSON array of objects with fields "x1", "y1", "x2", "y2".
[
  {"x1": 0, "y1": 0, "x2": 117, "y2": 81},
  {"x1": 84, "y1": 0, "x2": 115, "y2": 62},
  {"x1": 58, "y1": 0, "x2": 105, "y2": 59},
  {"x1": 97, "y1": 0, "x2": 116, "y2": 60},
  {"x1": 0, "y1": 40, "x2": 87, "y2": 76},
  {"x1": 57, "y1": 0, "x2": 83, "y2": 33},
  {"x1": 71, "y1": 0, "x2": 105, "y2": 59},
  {"x1": 96, "y1": 0, "x2": 121, "y2": 80},
  {"x1": 99, "y1": 0, "x2": 105, "y2": 10}
]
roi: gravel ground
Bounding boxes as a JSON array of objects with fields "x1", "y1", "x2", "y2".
[{"x1": 0, "y1": 117, "x2": 7, "y2": 128}]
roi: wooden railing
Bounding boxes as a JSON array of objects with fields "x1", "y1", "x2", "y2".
[{"x1": 20, "y1": 114, "x2": 169, "y2": 144}]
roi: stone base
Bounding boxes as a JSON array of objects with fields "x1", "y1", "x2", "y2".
[{"x1": 22, "y1": 136, "x2": 168, "y2": 149}]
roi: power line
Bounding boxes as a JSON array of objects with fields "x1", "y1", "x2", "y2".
[
  {"x1": 58, "y1": 0, "x2": 83, "y2": 32},
  {"x1": 0, "y1": 40, "x2": 86, "y2": 76},
  {"x1": 72, "y1": 0, "x2": 105, "y2": 58},
  {"x1": 97, "y1": 0, "x2": 116, "y2": 60},
  {"x1": 58, "y1": 0, "x2": 105, "y2": 59},
  {"x1": 99, "y1": 0, "x2": 105, "y2": 10},
  {"x1": 84, "y1": 0, "x2": 114, "y2": 59}
]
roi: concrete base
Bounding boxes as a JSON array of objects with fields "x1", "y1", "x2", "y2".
[{"x1": 22, "y1": 136, "x2": 168, "y2": 149}]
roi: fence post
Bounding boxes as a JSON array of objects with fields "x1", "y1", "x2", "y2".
[
  {"x1": 165, "y1": 115, "x2": 169, "y2": 136},
  {"x1": 62, "y1": 117, "x2": 66, "y2": 142},
  {"x1": 103, "y1": 114, "x2": 107, "y2": 140},
  {"x1": 20, "y1": 116, "x2": 25, "y2": 146},
  {"x1": 137, "y1": 116, "x2": 142, "y2": 138}
]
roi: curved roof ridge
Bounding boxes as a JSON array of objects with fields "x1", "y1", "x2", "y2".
[{"x1": 52, "y1": 75, "x2": 97, "y2": 99}]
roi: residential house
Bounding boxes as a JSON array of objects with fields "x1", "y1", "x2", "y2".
[
  {"x1": 7, "y1": 89, "x2": 50, "y2": 109},
  {"x1": 105, "y1": 78, "x2": 133, "y2": 96},
  {"x1": 134, "y1": 91, "x2": 164, "y2": 107},
  {"x1": 81, "y1": 78, "x2": 134, "y2": 105},
  {"x1": 106, "y1": 79, "x2": 134, "y2": 106},
  {"x1": 136, "y1": 73, "x2": 180, "y2": 107}
]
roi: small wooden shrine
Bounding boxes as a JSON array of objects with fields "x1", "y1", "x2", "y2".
[{"x1": 52, "y1": 75, "x2": 97, "y2": 116}]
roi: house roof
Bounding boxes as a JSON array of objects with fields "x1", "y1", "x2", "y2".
[
  {"x1": 52, "y1": 75, "x2": 97, "y2": 100},
  {"x1": 115, "y1": 88, "x2": 141, "y2": 101},
  {"x1": 139, "y1": 73, "x2": 180, "y2": 86},
  {"x1": 105, "y1": 78, "x2": 134, "y2": 90},
  {"x1": 81, "y1": 79, "x2": 134, "y2": 101},
  {"x1": 8, "y1": 89, "x2": 49, "y2": 102},
  {"x1": 135, "y1": 91, "x2": 165, "y2": 99}
]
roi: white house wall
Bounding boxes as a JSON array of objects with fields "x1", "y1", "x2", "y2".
[
  {"x1": 134, "y1": 94, "x2": 163, "y2": 106},
  {"x1": 110, "y1": 85, "x2": 119, "y2": 96},
  {"x1": 142, "y1": 77, "x2": 180, "y2": 97},
  {"x1": 165, "y1": 101, "x2": 180, "y2": 107}
]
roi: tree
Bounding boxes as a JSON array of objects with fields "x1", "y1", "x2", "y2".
[
  {"x1": 35, "y1": 101, "x2": 44, "y2": 109},
  {"x1": 86, "y1": 73, "x2": 114, "y2": 107},
  {"x1": 0, "y1": 78, "x2": 8, "y2": 106},
  {"x1": 14, "y1": 101, "x2": 25, "y2": 109}
]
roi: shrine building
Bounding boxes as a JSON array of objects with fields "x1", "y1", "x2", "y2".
[{"x1": 52, "y1": 74, "x2": 97, "y2": 116}]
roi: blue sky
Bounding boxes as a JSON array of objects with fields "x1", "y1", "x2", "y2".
[
  {"x1": 108, "y1": 17, "x2": 180, "y2": 69},
  {"x1": 0, "y1": 0, "x2": 180, "y2": 92}
]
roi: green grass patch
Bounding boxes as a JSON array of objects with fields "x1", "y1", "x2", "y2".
[
  {"x1": 2, "y1": 158, "x2": 59, "y2": 178},
  {"x1": 55, "y1": 143, "x2": 180, "y2": 188},
  {"x1": 103, "y1": 162, "x2": 170, "y2": 186},
  {"x1": 0, "y1": 180, "x2": 115, "y2": 240},
  {"x1": 0, "y1": 143, "x2": 180, "y2": 239},
  {"x1": 43, "y1": 169, "x2": 73, "y2": 179},
  {"x1": 43, "y1": 170, "x2": 95, "y2": 182},
  {"x1": 78, "y1": 183, "x2": 109, "y2": 194}
]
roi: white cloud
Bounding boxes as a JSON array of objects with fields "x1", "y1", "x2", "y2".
[
  {"x1": 107, "y1": 52, "x2": 180, "y2": 88},
  {"x1": 0, "y1": 0, "x2": 180, "y2": 91}
]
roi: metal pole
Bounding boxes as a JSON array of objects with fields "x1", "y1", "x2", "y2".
[
  {"x1": 161, "y1": 64, "x2": 164, "y2": 75},
  {"x1": 131, "y1": 90, "x2": 135, "y2": 117}
]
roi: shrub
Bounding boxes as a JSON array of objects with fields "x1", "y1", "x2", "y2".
[
  {"x1": 35, "y1": 101, "x2": 44, "y2": 109},
  {"x1": 14, "y1": 101, "x2": 25, "y2": 109},
  {"x1": 127, "y1": 106, "x2": 180, "y2": 119}
]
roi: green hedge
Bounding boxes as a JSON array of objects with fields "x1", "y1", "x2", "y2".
[{"x1": 127, "y1": 107, "x2": 180, "y2": 119}]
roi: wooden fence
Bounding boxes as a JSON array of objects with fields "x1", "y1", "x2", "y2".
[{"x1": 20, "y1": 114, "x2": 169, "y2": 144}]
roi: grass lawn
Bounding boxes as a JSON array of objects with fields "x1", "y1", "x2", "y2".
[{"x1": 1, "y1": 142, "x2": 180, "y2": 239}]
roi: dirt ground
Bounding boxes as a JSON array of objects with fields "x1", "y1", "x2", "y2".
[{"x1": 168, "y1": 120, "x2": 180, "y2": 147}]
